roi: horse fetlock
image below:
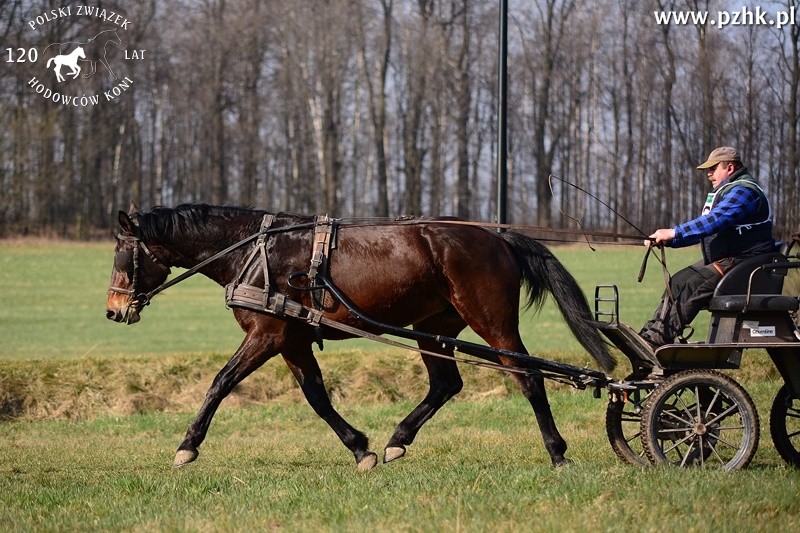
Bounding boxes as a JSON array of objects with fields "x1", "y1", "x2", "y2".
[
  {"x1": 173, "y1": 448, "x2": 199, "y2": 468},
  {"x1": 383, "y1": 445, "x2": 406, "y2": 463}
]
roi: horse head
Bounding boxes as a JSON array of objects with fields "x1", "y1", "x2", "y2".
[
  {"x1": 76, "y1": 46, "x2": 86, "y2": 59},
  {"x1": 106, "y1": 203, "x2": 172, "y2": 324}
]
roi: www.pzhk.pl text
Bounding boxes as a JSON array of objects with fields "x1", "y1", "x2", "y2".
[{"x1": 654, "y1": 6, "x2": 796, "y2": 29}]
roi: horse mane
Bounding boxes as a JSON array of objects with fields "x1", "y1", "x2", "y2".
[
  {"x1": 137, "y1": 204, "x2": 262, "y2": 242},
  {"x1": 136, "y1": 203, "x2": 315, "y2": 243}
]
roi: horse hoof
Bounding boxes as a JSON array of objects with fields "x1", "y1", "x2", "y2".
[
  {"x1": 357, "y1": 452, "x2": 378, "y2": 471},
  {"x1": 173, "y1": 449, "x2": 199, "y2": 468},
  {"x1": 383, "y1": 446, "x2": 406, "y2": 463},
  {"x1": 553, "y1": 457, "x2": 573, "y2": 468}
]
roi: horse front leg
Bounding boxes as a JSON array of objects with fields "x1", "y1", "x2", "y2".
[
  {"x1": 100, "y1": 58, "x2": 117, "y2": 80},
  {"x1": 174, "y1": 329, "x2": 279, "y2": 467},
  {"x1": 281, "y1": 344, "x2": 377, "y2": 470}
]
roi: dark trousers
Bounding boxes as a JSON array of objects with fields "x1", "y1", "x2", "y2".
[{"x1": 639, "y1": 257, "x2": 738, "y2": 347}]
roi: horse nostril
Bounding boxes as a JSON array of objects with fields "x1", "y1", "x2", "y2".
[{"x1": 106, "y1": 309, "x2": 120, "y2": 321}]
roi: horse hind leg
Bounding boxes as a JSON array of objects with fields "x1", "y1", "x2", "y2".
[
  {"x1": 451, "y1": 290, "x2": 569, "y2": 466},
  {"x1": 282, "y1": 344, "x2": 377, "y2": 470},
  {"x1": 511, "y1": 369, "x2": 569, "y2": 466},
  {"x1": 476, "y1": 336, "x2": 569, "y2": 466},
  {"x1": 384, "y1": 313, "x2": 465, "y2": 463}
]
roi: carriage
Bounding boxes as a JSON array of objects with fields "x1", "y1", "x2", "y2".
[
  {"x1": 106, "y1": 204, "x2": 800, "y2": 471},
  {"x1": 598, "y1": 241, "x2": 800, "y2": 470}
]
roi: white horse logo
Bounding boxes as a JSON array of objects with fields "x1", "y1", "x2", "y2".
[{"x1": 46, "y1": 46, "x2": 85, "y2": 82}]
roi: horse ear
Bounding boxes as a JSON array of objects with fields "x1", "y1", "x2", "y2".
[
  {"x1": 118, "y1": 211, "x2": 139, "y2": 237},
  {"x1": 128, "y1": 201, "x2": 139, "y2": 215}
]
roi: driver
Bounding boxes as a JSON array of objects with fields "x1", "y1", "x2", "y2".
[{"x1": 639, "y1": 146, "x2": 775, "y2": 349}]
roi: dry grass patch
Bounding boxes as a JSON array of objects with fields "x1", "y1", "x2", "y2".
[{"x1": 0, "y1": 349, "x2": 522, "y2": 422}]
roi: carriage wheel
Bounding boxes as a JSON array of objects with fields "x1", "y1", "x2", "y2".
[
  {"x1": 769, "y1": 385, "x2": 800, "y2": 467},
  {"x1": 640, "y1": 369, "x2": 759, "y2": 471},
  {"x1": 605, "y1": 387, "x2": 653, "y2": 467}
]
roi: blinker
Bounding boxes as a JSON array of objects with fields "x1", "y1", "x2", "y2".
[{"x1": 114, "y1": 250, "x2": 134, "y2": 273}]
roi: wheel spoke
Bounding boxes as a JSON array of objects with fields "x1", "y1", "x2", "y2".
[
  {"x1": 711, "y1": 434, "x2": 741, "y2": 451},
  {"x1": 714, "y1": 424, "x2": 745, "y2": 431},
  {"x1": 662, "y1": 433, "x2": 695, "y2": 456},
  {"x1": 679, "y1": 438, "x2": 698, "y2": 467},
  {"x1": 705, "y1": 403, "x2": 740, "y2": 426},
  {"x1": 703, "y1": 387, "x2": 722, "y2": 420},
  {"x1": 660, "y1": 403, "x2": 694, "y2": 427},
  {"x1": 704, "y1": 436, "x2": 726, "y2": 465},
  {"x1": 624, "y1": 431, "x2": 642, "y2": 444},
  {"x1": 675, "y1": 390, "x2": 696, "y2": 422}
]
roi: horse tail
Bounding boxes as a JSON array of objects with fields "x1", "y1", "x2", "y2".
[
  {"x1": 47, "y1": 57, "x2": 54, "y2": 68},
  {"x1": 500, "y1": 231, "x2": 615, "y2": 373}
]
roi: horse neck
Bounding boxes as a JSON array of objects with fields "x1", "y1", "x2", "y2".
[
  {"x1": 145, "y1": 208, "x2": 314, "y2": 287},
  {"x1": 150, "y1": 215, "x2": 260, "y2": 286}
]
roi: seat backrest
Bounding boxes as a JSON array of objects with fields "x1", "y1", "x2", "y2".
[{"x1": 713, "y1": 252, "x2": 788, "y2": 296}]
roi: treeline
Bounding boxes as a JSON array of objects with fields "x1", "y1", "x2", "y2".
[{"x1": 1, "y1": 0, "x2": 799, "y2": 239}]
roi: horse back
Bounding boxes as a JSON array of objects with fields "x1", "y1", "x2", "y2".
[{"x1": 316, "y1": 222, "x2": 521, "y2": 326}]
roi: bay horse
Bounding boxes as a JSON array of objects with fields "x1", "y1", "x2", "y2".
[{"x1": 106, "y1": 204, "x2": 614, "y2": 469}]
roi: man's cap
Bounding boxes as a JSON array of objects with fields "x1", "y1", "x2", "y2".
[{"x1": 697, "y1": 146, "x2": 741, "y2": 169}]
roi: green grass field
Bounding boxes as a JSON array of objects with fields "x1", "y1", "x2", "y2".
[{"x1": 2, "y1": 239, "x2": 799, "y2": 531}]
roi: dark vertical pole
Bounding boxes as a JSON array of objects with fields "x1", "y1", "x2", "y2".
[{"x1": 496, "y1": 0, "x2": 508, "y2": 231}]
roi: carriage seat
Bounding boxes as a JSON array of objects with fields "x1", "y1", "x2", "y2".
[{"x1": 707, "y1": 251, "x2": 798, "y2": 313}]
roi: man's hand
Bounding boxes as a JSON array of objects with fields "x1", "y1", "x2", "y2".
[{"x1": 645, "y1": 228, "x2": 676, "y2": 247}]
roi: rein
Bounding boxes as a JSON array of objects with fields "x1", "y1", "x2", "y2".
[
  {"x1": 110, "y1": 212, "x2": 653, "y2": 311},
  {"x1": 108, "y1": 220, "x2": 318, "y2": 307}
]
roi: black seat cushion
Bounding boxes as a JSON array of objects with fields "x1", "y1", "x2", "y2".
[{"x1": 708, "y1": 295, "x2": 799, "y2": 312}]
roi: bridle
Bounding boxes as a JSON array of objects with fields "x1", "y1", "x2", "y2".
[{"x1": 108, "y1": 233, "x2": 171, "y2": 309}]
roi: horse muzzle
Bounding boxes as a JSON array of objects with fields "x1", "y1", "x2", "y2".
[{"x1": 106, "y1": 301, "x2": 142, "y2": 324}]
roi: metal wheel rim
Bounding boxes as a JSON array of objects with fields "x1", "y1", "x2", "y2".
[
  {"x1": 770, "y1": 385, "x2": 800, "y2": 467},
  {"x1": 641, "y1": 370, "x2": 759, "y2": 471}
]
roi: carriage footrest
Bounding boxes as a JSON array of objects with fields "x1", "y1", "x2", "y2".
[{"x1": 591, "y1": 320, "x2": 663, "y2": 376}]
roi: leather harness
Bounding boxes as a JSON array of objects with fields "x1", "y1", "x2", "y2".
[{"x1": 224, "y1": 214, "x2": 337, "y2": 348}]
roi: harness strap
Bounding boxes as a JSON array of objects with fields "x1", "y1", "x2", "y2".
[
  {"x1": 230, "y1": 214, "x2": 275, "y2": 295},
  {"x1": 308, "y1": 215, "x2": 337, "y2": 297}
]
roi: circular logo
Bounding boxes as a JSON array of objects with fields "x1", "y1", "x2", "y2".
[{"x1": 10, "y1": 6, "x2": 146, "y2": 107}]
